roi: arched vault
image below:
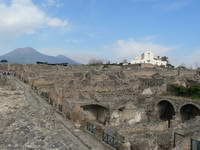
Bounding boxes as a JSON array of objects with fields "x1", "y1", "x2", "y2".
[
  {"x1": 180, "y1": 104, "x2": 200, "y2": 122},
  {"x1": 157, "y1": 100, "x2": 176, "y2": 121}
]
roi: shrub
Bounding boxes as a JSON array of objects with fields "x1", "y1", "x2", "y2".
[{"x1": 168, "y1": 84, "x2": 200, "y2": 99}]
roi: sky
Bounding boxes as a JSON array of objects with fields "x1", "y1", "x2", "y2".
[{"x1": 0, "y1": 0, "x2": 200, "y2": 66}]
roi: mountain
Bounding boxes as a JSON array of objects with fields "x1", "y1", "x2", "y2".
[{"x1": 0, "y1": 47, "x2": 79, "y2": 64}]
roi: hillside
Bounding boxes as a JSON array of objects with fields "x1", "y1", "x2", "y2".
[{"x1": 0, "y1": 47, "x2": 79, "y2": 64}]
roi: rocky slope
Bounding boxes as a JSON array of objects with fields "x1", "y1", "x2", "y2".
[{"x1": 0, "y1": 76, "x2": 110, "y2": 150}]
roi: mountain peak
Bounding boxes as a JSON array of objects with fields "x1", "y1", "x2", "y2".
[
  {"x1": 56, "y1": 55, "x2": 67, "y2": 58},
  {"x1": 13, "y1": 47, "x2": 39, "y2": 54}
]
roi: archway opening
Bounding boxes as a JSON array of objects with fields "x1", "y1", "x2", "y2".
[
  {"x1": 81, "y1": 104, "x2": 109, "y2": 124},
  {"x1": 157, "y1": 100, "x2": 175, "y2": 121},
  {"x1": 180, "y1": 104, "x2": 200, "y2": 122}
]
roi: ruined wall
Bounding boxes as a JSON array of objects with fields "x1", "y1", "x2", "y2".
[
  {"x1": 8, "y1": 64, "x2": 199, "y2": 122},
  {"x1": 7, "y1": 64, "x2": 200, "y2": 150},
  {"x1": 0, "y1": 64, "x2": 8, "y2": 70}
]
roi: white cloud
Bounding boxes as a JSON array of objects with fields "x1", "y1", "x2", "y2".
[
  {"x1": 173, "y1": 48, "x2": 200, "y2": 68},
  {"x1": 106, "y1": 38, "x2": 175, "y2": 61},
  {"x1": 142, "y1": 35, "x2": 158, "y2": 41},
  {"x1": 43, "y1": 0, "x2": 63, "y2": 8},
  {"x1": 0, "y1": 0, "x2": 69, "y2": 36},
  {"x1": 45, "y1": 0, "x2": 56, "y2": 5},
  {"x1": 46, "y1": 17, "x2": 69, "y2": 27}
]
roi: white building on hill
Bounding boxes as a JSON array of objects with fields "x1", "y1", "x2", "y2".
[{"x1": 130, "y1": 51, "x2": 167, "y2": 66}]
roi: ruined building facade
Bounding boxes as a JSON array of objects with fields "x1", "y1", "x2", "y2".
[{"x1": 2, "y1": 63, "x2": 200, "y2": 150}]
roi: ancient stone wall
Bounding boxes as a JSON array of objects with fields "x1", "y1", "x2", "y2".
[{"x1": 6, "y1": 64, "x2": 200, "y2": 150}]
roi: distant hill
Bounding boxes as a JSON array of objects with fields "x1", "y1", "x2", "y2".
[{"x1": 0, "y1": 47, "x2": 79, "y2": 64}]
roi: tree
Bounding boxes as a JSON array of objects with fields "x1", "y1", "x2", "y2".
[
  {"x1": 0, "y1": 59, "x2": 8, "y2": 63},
  {"x1": 167, "y1": 64, "x2": 174, "y2": 68},
  {"x1": 161, "y1": 56, "x2": 169, "y2": 63}
]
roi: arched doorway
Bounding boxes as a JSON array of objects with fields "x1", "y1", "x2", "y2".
[
  {"x1": 180, "y1": 104, "x2": 200, "y2": 122},
  {"x1": 157, "y1": 100, "x2": 175, "y2": 127},
  {"x1": 81, "y1": 104, "x2": 109, "y2": 124}
]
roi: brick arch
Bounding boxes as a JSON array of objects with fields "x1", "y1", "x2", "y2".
[
  {"x1": 81, "y1": 104, "x2": 109, "y2": 124},
  {"x1": 179, "y1": 102, "x2": 200, "y2": 112},
  {"x1": 80, "y1": 103, "x2": 109, "y2": 110},
  {"x1": 156, "y1": 99, "x2": 176, "y2": 121},
  {"x1": 81, "y1": 103, "x2": 109, "y2": 110},
  {"x1": 179, "y1": 103, "x2": 200, "y2": 122},
  {"x1": 156, "y1": 99, "x2": 177, "y2": 112}
]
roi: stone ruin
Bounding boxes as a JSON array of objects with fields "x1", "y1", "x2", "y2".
[{"x1": 1, "y1": 63, "x2": 200, "y2": 150}]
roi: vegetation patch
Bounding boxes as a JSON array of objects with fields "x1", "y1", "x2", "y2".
[{"x1": 167, "y1": 84, "x2": 200, "y2": 99}]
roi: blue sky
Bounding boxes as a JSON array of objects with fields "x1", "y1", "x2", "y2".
[{"x1": 0, "y1": 0, "x2": 200, "y2": 65}]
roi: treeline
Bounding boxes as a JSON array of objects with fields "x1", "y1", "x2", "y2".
[
  {"x1": 168, "y1": 84, "x2": 200, "y2": 99},
  {"x1": 0, "y1": 60, "x2": 8, "y2": 63},
  {"x1": 36, "y1": 61, "x2": 68, "y2": 66}
]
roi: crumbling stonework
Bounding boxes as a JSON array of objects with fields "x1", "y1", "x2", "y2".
[
  {"x1": 0, "y1": 74, "x2": 112, "y2": 150},
  {"x1": 2, "y1": 64, "x2": 200, "y2": 150}
]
